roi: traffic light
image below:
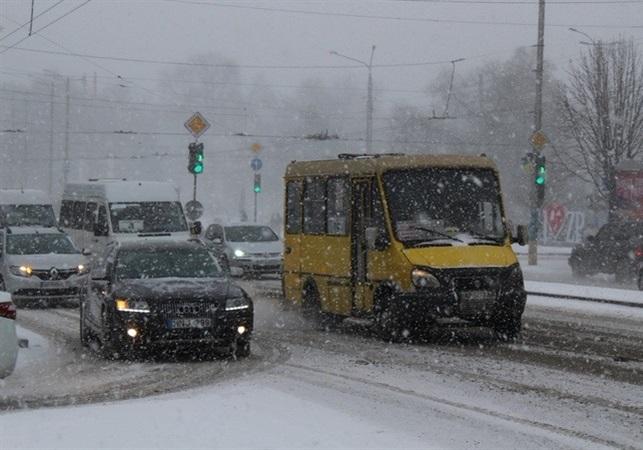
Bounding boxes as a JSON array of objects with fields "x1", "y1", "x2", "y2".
[
  {"x1": 253, "y1": 173, "x2": 261, "y2": 193},
  {"x1": 534, "y1": 154, "x2": 546, "y2": 206},
  {"x1": 188, "y1": 142, "x2": 204, "y2": 175}
]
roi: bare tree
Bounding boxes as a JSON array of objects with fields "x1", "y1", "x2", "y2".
[{"x1": 560, "y1": 38, "x2": 643, "y2": 219}]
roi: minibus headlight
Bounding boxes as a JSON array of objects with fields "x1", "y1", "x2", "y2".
[
  {"x1": 226, "y1": 296, "x2": 250, "y2": 311},
  {"x1": 9, "y1": 265, "x2": 32, "y2": 277},
  {"x1": 411, "y1": 268, "x2": 440, "y2": 289},
  {"x1": 115, "y1": 298, "x2": 150, "y2": 313},
  {"x1": 77, "y1": 264, "x2": 90, "y2": 275},
  {"x1": 234, "y1": 249, "x2": 245, "y2": 258}
]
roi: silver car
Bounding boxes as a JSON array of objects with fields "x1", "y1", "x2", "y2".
[
  {"x1": 0, "y1": 227, "x2": 90, "y2": 306},
  {"x1": 204, "y1": 224, "x2": 282, "y2": 277}
]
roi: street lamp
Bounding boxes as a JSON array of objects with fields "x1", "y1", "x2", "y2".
[
  {"x1": 568, "y1": 27, "x2": 618, "y2": 47},
  {"x1": 330, "y1": 45, "x2": 376, "y2": 153}
]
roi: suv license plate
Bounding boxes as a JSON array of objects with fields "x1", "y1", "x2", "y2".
[
  {"x1": 459, "y1": 290, "x2": 494, "y2": 302},
  {"x1": 167, "y1": 318, "x2": 212, "y2": 329}
]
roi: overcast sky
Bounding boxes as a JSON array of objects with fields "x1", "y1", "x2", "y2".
[{"x1": 1, "y1": 0, "x2": 642, "y2": 108}]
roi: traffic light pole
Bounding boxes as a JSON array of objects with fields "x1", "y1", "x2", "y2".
[
  {"x1": 193, "y1": 174, "x2": 197, "y2": 202},
  {"x1": 529, "y1": 0, "x2": 546, "y2": 266},
  {"x1": 254, "y1": 191, "x2": 257, "y2": 223}
]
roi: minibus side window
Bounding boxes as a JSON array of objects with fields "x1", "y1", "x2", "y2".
[
  {"x1": 60, "y1": 200, "x2": 74, "y2": 227},
  {"x1": 96, "y1": 205, "x2": 109, "y2": 236},
  {"x1": 303, "y1": 177, "x2": 326, "y2": 235},
  {"x1": 72, "y1": 201, "x2": 86, "y2": 230},
  {"x1": 286, "y1": 181, "x2": 302, "y2": 234},
  {"x1": 84, "y1": 202, "x2": 97, "y2": 232},
  {"x1": 327, "y1": 177, "x2": 349, "y2": 235}
]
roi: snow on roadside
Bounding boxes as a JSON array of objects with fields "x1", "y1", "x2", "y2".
[{"x1": 526, "y1": 280, "x2": 643, "y2": 305}]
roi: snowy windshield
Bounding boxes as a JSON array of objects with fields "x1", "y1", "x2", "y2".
[
  {"x1": 6, "y1": 233, "x2": 78, "y2": 255},
  {"x1": 109, "y1": 202, "x2": 187, "y2": 233},
  {"x1": 224, "y1": 226, "x2": 279, "y2": 242},
  {"x1": 383, "y1": 168, "x2": 506, "y2": 245},
  {"x1": 0, "y1": 204, "x2": 56, "y2": 227},
  {"x1": 115, "y1": 247, "x2": 222, "y2": 279}
]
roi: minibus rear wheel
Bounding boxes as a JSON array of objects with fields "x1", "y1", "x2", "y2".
[{"x1": 302, "y1": 281, "x2": 339, "y2": 329}]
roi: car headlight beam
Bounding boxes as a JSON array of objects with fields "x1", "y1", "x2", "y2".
[
  {"x1": 115, "y1": 298, "x2": 151, "y2": 313},
  {"x1": 411, "y1": 268, "x2": 441, "y2": 289},
  {"x1": 226, "y1": 296, "x2": 250, "y2": 311},
  {"x1": 9, "y1": 265, "x2": 32, "y2": 277}
]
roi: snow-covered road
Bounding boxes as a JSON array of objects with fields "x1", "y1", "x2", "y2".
[{"x1": 1, "y1": 277, "x2": 641, "y2": 449}]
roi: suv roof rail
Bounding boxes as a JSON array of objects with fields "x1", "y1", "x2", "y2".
[{"x1": 337, "y1": 153, "x2": 405, "y2": 160}]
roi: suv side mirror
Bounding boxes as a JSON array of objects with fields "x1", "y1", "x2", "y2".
[
  {"x1": 81, "y1": 248, "x2": 92, "y2": 256},
  {"x1": 512, "y1": 225, "x2": 527, "y2": 246},
  {"x1": 365, "y1": 227, "x2": 389, "y2": 251}
]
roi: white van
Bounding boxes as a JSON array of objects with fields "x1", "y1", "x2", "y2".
[
  {"x1": 0, "y1": 189, "x2": 56, "y2": 228},
  {"x1": 60, "y1": 180, "x2": 191, "y2": 255}
]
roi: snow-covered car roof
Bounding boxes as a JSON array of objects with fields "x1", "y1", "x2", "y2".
[
  {"x1": 63, "y1": 180, "x2": 181, "y2": 203},
  {"x1": 0, "y1": 189, "x2": 52, "y2": 205}
]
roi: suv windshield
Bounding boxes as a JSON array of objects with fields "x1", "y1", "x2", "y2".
[
  {"x1": 383, "y1": 168, "x2": 506, "y2": 246},
  {"x1": 115, "y1": 247, "x2": 222, "y2": 279},
  {"x1": 109, "y1": 202, "x2": 187, "y2": 233},
  {"x1": 224, "y1": 226, "x2": 278, "y2": 242},
  {"x1": 6, "y1": 233, "x2": 79, "y2": 255},
  {"x1": 0, "y1": 204, "x2": 56, "y2": 227}
]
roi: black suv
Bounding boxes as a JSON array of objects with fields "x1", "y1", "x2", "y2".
[
  {"x1": 569, "y1": 220, "x2": 643, "y2": 284},
  {"x1": 80, "y1": 240, "x2": 253, "y2": 358}
]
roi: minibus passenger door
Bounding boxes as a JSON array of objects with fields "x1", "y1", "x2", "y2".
[{"x1": 351, "y1": 180, "x2": 370, "y2": 313}]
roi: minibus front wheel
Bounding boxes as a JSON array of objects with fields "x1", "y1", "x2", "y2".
[{"x1": 373, "y1": 287, "x2": 405, "y2": 342}]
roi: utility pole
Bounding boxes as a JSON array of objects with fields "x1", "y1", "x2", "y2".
[
  {"x1": 330, "y1": 46, "x2": 376, "y2": 153},
  {"x1": 528, "y1": 0, "x2": 546, "y2": 266},
  {"x1": 48, "y1": 81, "x2": 55, "y2": 194},
  {"x1": 63, "y1": 77, "x2": 70, "y2": 187}
]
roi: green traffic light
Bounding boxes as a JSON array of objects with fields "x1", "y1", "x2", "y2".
[
  {"x1": 254, "y1": 185, "x2": 261, "y2": 193},
  {"x1": 535, "y1": 165, "x2": 546, "y2": 185},
  {"x1": 194, "y1": 163, "x2": 204, "y2": 174}
]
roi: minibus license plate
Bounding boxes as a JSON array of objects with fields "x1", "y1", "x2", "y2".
[
  {"x1": 459, "y1": 290, "x2": 493, "y2": 302},
  {"x1": 167, "y1": 318, "x2": 212, "y2": 329}
]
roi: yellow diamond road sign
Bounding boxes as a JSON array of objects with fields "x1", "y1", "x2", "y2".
[{"x1": 184, "y1": 112, "x2": 210, "y2": 138}]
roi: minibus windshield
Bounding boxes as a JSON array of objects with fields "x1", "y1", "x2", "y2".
[
  {"x1": 383, "y1": 168, "x2": 506, "y2": 246},
  {"x1": 109, "y1": 201, "x2": 188, "y2": 233},
  {"x1": 0, "y1": 204, "x2": 56, "y2": 227}
]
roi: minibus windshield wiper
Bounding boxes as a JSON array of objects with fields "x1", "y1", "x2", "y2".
[
  {"x1": 461, "y1": 230, "x2": 504, "y2": 243},
  {"x1": 409, "y1": 226, "x2": 464, "y2": 243}
]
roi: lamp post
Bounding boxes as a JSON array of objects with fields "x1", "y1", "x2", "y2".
[{"x1": 330, "y1": 46, "x2": 376, "y2": 153}]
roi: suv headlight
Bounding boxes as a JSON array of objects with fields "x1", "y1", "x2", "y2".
[
  {"x1": 411, "y1": 268, "x2": 440, "y2": 289},
  {"x1": 115, "y1": 298, "x2": 150, "y2": 313},
  {"x1": 226, "y1": 296, "x2": 250, "y2": 311},
  {"x1": 9, "y1": 265, "x2": 32, "y2": 277}
]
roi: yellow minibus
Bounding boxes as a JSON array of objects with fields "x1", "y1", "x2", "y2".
[{"x1": 282, "y1": 153, "x2": 527, "y2": 341}]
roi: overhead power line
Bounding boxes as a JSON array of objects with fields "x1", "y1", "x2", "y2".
[
  {"x1": 0, "y1": 0, "x2": 66, "y2": 44},
  {"x1": 161, "y1": 0, "x2": 643, "y2": 28}
]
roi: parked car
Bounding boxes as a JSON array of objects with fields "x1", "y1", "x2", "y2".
[
  {"x1": 0, "y1": 227, "x2": 90, "y2": 306},
  {"x1": 0, "y1": 291, "x2": 18, "y2": 379},
  {"x1": 569, "y1": 220, "x2": 643, "y2": 282},
  {"x1": 203, "y1": 223, "x2": 282, "y2": 277},
  {"x1": 80, "y1": 239, "x2": 253, "y2": 359}
]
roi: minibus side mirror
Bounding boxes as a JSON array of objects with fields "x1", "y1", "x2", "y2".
[
  {"x1": 512, "y1": 225, "x2": 527, "y2": 246},
  {"x1": 365, "y1": 227, "x2": 389, "y2": 251},
  {"x1": 94, "y1": 222, "x2": 108, "y2": 237},
  {"x1": 81, "y1": 248, "x2": 92, "y2": 256},
  {"x1": 190, "y1": 221, "x2": 203, "y2": 236}
]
